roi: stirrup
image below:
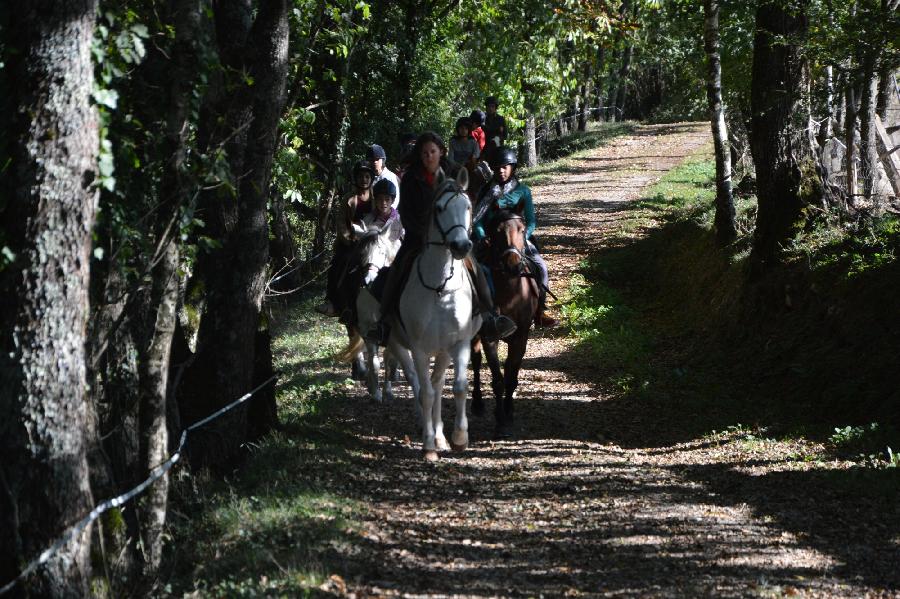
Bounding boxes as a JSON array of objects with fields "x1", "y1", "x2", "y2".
[{"x1": 480, "y1": 313, "x2": 517, "y2": 342}]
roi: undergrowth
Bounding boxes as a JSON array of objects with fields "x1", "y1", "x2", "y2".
[
  {"x1": 562, "y1": 151, "x2": 900, "y2": 472},
  {"x1": 163, "y1": 297, "x2": 361, "y2": 597}
]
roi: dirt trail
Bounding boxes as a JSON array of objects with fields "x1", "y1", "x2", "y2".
[{"x1": 305, "y1": 123, "x2": 895, "y2": 598}]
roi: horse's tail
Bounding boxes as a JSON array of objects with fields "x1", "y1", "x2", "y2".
[{"x1": 335, "y1": 332, "x2": 365, "y2": 363}]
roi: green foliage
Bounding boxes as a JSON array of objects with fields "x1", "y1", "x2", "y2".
[{"x1": 829, "y1": 423, "x2": 900, "y2": 467}]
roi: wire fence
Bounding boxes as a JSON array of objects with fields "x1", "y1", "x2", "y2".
[{"x1": 0, "y1": 374, "x2": 279, "y2": 597}]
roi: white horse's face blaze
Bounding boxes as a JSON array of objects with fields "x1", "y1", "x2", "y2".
[{"x1": 434, "y1": 184, "x2": 473, "y2": 260}]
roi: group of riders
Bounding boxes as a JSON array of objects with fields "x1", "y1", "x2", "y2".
[{"x1": 315, "y1": 95, "x2": 559, "y2": 345}]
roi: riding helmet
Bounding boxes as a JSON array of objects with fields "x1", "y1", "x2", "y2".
[
  {"x1": 352, "y1": 159, "x2": 375, "y2": 177},
  {"x1": 469, "y1": 109, "x2": 486, "y2": 127},
  {"x1": 373, "y1": 178, "x2": 397, "y2": 198},
  {"x1": 494, "y1": 146, "x2": 518, "y2": 168},
  {"x1": 485, "y1": 96, "x2": 499, "y2": 108},
  {"x1": 366, "y1": 143, "x2": 386, "y2": 162}
]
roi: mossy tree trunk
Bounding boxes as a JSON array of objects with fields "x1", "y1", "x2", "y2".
[{"x1": 0, "y1": 1, "x2": 99, "y2": 594}]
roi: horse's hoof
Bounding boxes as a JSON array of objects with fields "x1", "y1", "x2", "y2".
[
  {"x1": 423, "y1": 450, "x2": 439, "y2": 462},
  {"x1": 435, "y1": 437, "x2": 451, "y2": 451},
  {"x1": 450, "y1": 441, "x2": 468, "y2": 452}
]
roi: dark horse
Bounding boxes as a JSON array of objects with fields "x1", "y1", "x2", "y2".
[
  {"x1": 335, "y1": 230, "x2": 385, "y2": 381},
  {"x1": 471, "y1": 209, "x2": 540, "y2": 437}
]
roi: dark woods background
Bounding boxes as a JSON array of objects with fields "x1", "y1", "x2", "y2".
[{"x1": 0, "y1": 0, "x2": 898, "y2": 596}]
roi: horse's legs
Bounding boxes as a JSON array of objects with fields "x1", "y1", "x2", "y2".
[
  {"x1": 390, "y1": 342, "x2": 421, "y2": 425},
  {"x1": 482, "y1": 341, "x2": 507, "y2": 437},
  {"x1": 413, "y1": 351, "x2": 438, "y2": 458},
  {"x1": 450, "y1": 341, "x2": 472, "y2": 451},
  {"x1": 349, "y1": 325, "x2": 367, "y2": 381},
  {"x1": 365, "y1": 341, "x2": 382, "y2": 402},
  {"x1": 430, "y1": 352, "x2": 452, "y2": 451},
  {"x1": 471, "y1": 341, "x2": 485, "y2": 417},
  {"x1": 503, "y1": 334, "x2": 529, "y2": 431},
  {"x1": 382, "y1": 347, "x2": 395, "y2": 402}
]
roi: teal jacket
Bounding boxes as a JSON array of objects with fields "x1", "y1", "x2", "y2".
[{"x1": 473, "y1": 182, "x2": 536, "y2": 241}]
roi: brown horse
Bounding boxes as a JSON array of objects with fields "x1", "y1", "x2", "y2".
[{"x1": 471, "y1": 209, "x2": 540, "y2": 438}]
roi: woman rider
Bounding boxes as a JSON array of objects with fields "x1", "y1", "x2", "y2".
[
  {"x1": 365, "y1": 131, "x2": 516, "y2": 345},
  {"x1": 473, "y1": 146, "x2": 558, "y2": 328}
]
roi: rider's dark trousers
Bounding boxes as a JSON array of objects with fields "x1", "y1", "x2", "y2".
[{"x1": 526, "y1": 240, "x2": 550, "y2": 310}]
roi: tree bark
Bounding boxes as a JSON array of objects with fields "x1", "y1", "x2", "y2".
[
  {"x1": 819, "y1": 65, "x2": 835, "y2": 146},
  {"x1": 703, "y1": 0, "x2": 737, "y2": 245},
  {"x1": 845, "y1": 81, "x2": 860, "y2": 202},
  {"x1": 132, "y1": 0, "x2": 202, "y2": 573},
  {"x1": 179, "y1": 0, "x2": 288, "y2": 468},
  {"x1": 875, "y1": 64, "x2": 895, "y2": 118},
  {"x1": 614, "y1": 42, "x2": 634, "y2": 120},
  {"x1": 749, "y1": 0, "x2": 812, "y2": 266},
  {"x1": 524, "y1": 112, "x2": 538, "y2": 167},
  {"x1": 0, "y1": 1, "x2": 99, "y2": 595},
  {"x1": 859, "y1": 57, "x2": 881, "y2": 200}
]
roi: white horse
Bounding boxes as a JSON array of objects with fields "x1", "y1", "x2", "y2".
[
  {"x1": 339, "y1": 223, "x2": 416, "y2": 404},
  {"x1": 388, "y1": 168, "x2": 481, "y2": 461}
]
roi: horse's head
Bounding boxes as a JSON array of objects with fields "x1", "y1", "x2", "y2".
[
  {"x1": 431, "y1": 168, "x2": 473, "y2": 260},
  {"x1": 490, "y1": 209, "x2": 528, "y2": 273},
  {"x1": 355, "y1": 228, "x2": 390, "y2": 285}
]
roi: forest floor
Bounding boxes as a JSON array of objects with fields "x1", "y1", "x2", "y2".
[{"x1": 168, "y1": 123, "x2": 900, "y2": 598}]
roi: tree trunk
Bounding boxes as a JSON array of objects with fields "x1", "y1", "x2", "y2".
[
  {"x1": 876, "y1": 65, "x2": 894, "y2": 118},
  {"x1": 133, "y1": 0, "x2": 202, "y2": 572},
  {"x1": 845, "y1": 81, "x2": 860, "y2": 202},
  {"x1": 179, "y1": 0, "x2": 289, "y2": 468},
  {"x1": 0, "y1": 1, "x2": 99, "y2": 595},
  {"x1": 749, "y1": 0, "x2": 812, "y2": 266},
  {"x1": 614, "y1": 42, "x2": 634, "y2": 120},
  {"x1": 859, "y1": 57, "x2": 881, "y2": 200},
  {"x1": 578, "y1": 57, "x2": 592, "y2": 131},
  {"x1": 819, "y1": 64, "x2": 835, "y2": 146},
  {"x1": 594, "y1": 45, "x2": 607, "y2": 121},
  {"x1": 703, "y1": 0, "x2": 737, "y2": 245},
  {"x1": 524, "y1": 112, "x2": 538, "y2": 167}
]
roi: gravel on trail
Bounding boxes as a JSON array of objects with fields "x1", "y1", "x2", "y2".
[{"x1": 297, "y1": 123, "x2": 900, "y2": 598}]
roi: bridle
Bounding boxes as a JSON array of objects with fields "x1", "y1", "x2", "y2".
[
  {"x1": 418, "y1": 181, "x2": 471, "y2": 294},
  {"x1": 427, "y1": 181, "x2": 471, "y2": 247},
  {"x1": 491, "y1": 213, "x2": 530, "y2": 277}
]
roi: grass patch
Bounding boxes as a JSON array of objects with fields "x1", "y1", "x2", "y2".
[{"x1": 163, "y1": 296, "x2": 364, "y2": 597}]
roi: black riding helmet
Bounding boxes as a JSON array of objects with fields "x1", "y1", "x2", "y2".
[
  {"x1": 469, "y1": 109, "x2": 486, "y2": 127},
  {"x1": 352, "y1": 159, "x2": 375, "y2": 178},
  {"x1": 493, "y1": 146, "x2": 518, "y2": 168},
  {"x1": 373, "y1": 178, "x2": 397, "y2": 198}
]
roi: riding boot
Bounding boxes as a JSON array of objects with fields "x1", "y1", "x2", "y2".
[
  {"x1": 526, "y1": 242, "x2": 558, "y2": 328},
  {"x1": 466, "y1": 258, "x2": 517, "y2": 342}
]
